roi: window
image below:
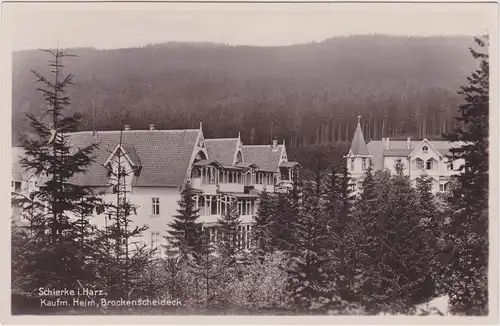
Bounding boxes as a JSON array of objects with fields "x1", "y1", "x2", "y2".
[
  {"x1": 447, "y1": 162, "x2": 454, "y2": 171},
  {"x1": 426, "y1": 159, "x2": 432, "y2": 170},
  {"x1": 362, "y1": 158, "x2": 367, "y2": 170},
  {"x1": 211, "y1": 196, "x2": 218, "y2": 215},
  {"x1": 152, "y1": 197, "x2": 160, "y2": 216},
  {"x1": 422, "y1": 146, "x2": 428, "y2": 154},
  {"x1": 439, "y1": 184, "x2": 444, "y2": 192},
  {"x1": 191, "y1": 168, "x2": 200, "y2": 178},
  {"x1": 151, "y1": 231, "x2": 161, "y2": 249},
  {"x1": 416, "y1": 159, "x2": 425, "y2": 170},
  {"x1": 350, "y1": 158, "x2": 355, "y2": 170}
]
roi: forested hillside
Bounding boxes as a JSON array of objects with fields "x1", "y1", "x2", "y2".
[{"x1": 12, "y1": 35, "x2": 477, "y2": 147}]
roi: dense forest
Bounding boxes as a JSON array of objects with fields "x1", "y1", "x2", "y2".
[{"x1": 12, "y1": 35, "x2": 476, "y2": 147}]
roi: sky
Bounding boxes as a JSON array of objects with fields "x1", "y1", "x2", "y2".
[{"x1": 2, "y1": 2, "x2": 497, "y2": 51}]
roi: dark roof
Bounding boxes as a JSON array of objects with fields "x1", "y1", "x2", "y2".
[
  {"x1": 349, "y1": 122, "x2": 370, "y2": 155},
  {"x1": 67, "y1": 129, "x2": 200, "y2": 187},
  {"x1": 242, "y1": 145, "x2": 284, "y2": 172},
  {"x1": 205, "y1": 138, "x2": 239, "y2": 166}
]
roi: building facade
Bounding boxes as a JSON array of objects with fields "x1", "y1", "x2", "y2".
[
  {"x1": 11, "y1": 124, "x2": 298, "y2": 254},
  {"x1": 345, "y1": 117, "x2": 465, "y2": 193}
]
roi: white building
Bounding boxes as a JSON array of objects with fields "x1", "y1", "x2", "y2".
[
  {"x1": 345, "y1": 117, "x2": 464, "y2": 193},
  {"x1": 11, "y1": 123, "x2": 298, "y2": 253}
]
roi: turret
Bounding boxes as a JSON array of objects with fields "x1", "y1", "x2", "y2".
[{"x1": 344, "y1": 116, "x2": 373, "y2": 178}]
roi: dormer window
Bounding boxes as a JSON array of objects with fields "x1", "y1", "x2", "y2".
[
  {"x1": 422, "y1": 146, "x2": 428, "y2": 154},
  {"x1": 447, "y1": 162, "x2": 454, "y2": 171}
]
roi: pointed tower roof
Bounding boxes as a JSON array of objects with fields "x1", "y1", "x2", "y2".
[{"x1": 349, "y1": 116, "x2": 370, "y2": 156}]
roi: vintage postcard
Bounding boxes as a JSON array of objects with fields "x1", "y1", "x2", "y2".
[{"x1": 1, "y1": 1, "x2": 498, "y2": 325}]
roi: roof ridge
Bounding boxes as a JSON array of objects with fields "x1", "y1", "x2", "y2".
[
  {"x1": 68, "y1": 129, "x2": 200, "y2": 135},
  {"x1": 205, "y1": 138, "x2": 238, "y2": 141},
  {"x1": 242, "y1": 145, "x2": 274, "y2": 148}
]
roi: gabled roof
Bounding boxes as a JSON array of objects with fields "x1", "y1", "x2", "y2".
[
  {"x1": 66, "y1": 129, "x2": 200, "y2": 187},
  {"x1": 279, "y1": 161, "x2": 300, "y2": 168},
  {"x1": 349, "y1": 119, "x2": 370, "y2": 156},
  {"x1": 103, "y1": 143, "x2": 142, "y2": 168},
  {"x1": 407, "y1": 139, "x2": 444, "y2": 158},
  {"x1": 122, "y1": 144, "x2": 142, "y2": 167},
  {"x1": 235, "y1": 162, "x2": 259, "y2": 169},
  {"x1": 205, "y1": 138, "x2": 239, "y2": 166},
  {"x1": 192, "y1": 160, "x2": 224, "y2": 168},
  {"x1": 242, "y1": 144, "x2": 284, "y2": 172},
  {"x1": 367, "y1": 139, "x2": 466, "y2": 171}
]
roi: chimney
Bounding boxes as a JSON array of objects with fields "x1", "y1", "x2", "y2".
[
  {"x1": 406, "y1": 137, "x2": 411, "y2": 149},
  {"x1": 124, "y1": 125, "x2": 131, "y2": 131},
  {"x1": 384, "y1": 137, "x2": 390, "y2": 150},
  {"x1": 149, "y1": 124, "x2": 156, "y2": 131},
  {"x1": 272, "y1": 139, "x2": 278, "y2": 151}
]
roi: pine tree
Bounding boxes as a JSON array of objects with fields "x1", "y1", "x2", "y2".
[
  {"x1": 350, "y1": 162, "x2": 383, "y2": 310},
  {"x1": 414, "y1": 174, "x2": 442, "y2": 302},
  {"x1": 166, "y1": 182, "x2": 203, "y2": 259},
  {"x1": 286, "y1": 163, "x2": 331, "y2": 312},
  {"x1": 94, "y1": 131, "x2": 155, "y2": 299},
  {"x1": 443, "y1": 35, "x2": 489, "y2": 315},
  {"x1": 273, "y1": 168, "x2": 302, "y2": 251},
  {"x1": 375, "y1": 163, "x2": 430, "y2": 312},
  {"x1": 217, "y1": 202, "x2": 242, "y2": 267},
  {"x1": 252, "y1": 188, "x2": 277, "y2": 258},
  {"x1": 192, "y1": 229, "x2": 220, "y2": 310},
  {"x1": 334, "y1": 164, "x2": 356, "y2": 301},
  {"x1": 15, "y1": 49, "x2": 99, "y2": 292}
]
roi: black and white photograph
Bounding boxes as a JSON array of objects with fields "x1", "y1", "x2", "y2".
[{"x1": 2, "y1": 1, "x2": 498, "y2": 322}]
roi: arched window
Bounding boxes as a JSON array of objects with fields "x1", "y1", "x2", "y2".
[
  {"x1": 422, "y1": 146, "x2": 428, "y2": 154},
  {"x1": 236, "y1": 151, "x2": 243, "y2": 164}
]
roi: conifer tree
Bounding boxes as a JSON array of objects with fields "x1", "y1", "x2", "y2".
[
  {"x1": 217, "y1": 202, "x2": 242, "y2": 267},
  {"x1": 349, "y1": 162, "x2": 381, "y2": 308},
  {"x1": 368, "y1": 163, "x2": 430, "y2": 313},
  {"x1": 414, "y1": 174, "x2": 442, "y2": 301},
  {"x1": 192, "y1": 229, "x2": 220, "y2": 309},
  {"x1": 15, "y1": 49, "x2": 99, "y2": 291},
  {"x1": 334, "y1": 164, "x2": 356, "y2": 301},
  {"x1": 443, "y1": 35, "x2": 489, "y2": 315},
  {"x1": 286, "y1": 163, "x2": 332, "y2": 312},
  {"x1": 95, "y1": 131, "x2": 154, "y2": 299},
  {"x1": 273, "y1": 168, "x2": 302, "y2": 251},
  {"x1": 252, "y1": 188, "x2": 277, "y2": 258},
  {"x1": 166, "y1": 182, "x2": 203, "y2": 259}
]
